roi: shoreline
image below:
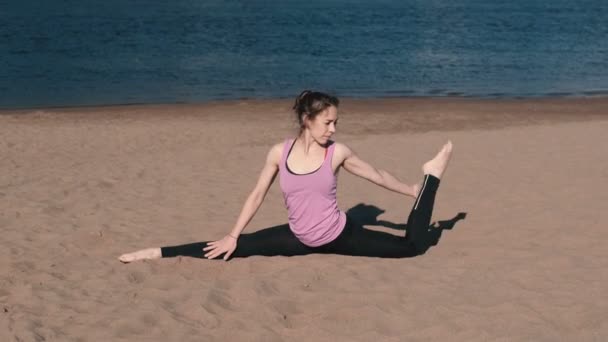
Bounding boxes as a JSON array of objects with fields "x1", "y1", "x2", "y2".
[
  {"x1": 2, "y1": 96, "x2": 607, "y2": 135},
  {"x1": 2, "y1": 93, "x2": 608, "y2": 113}
]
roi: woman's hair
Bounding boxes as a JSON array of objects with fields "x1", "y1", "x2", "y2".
[{"x1": 292, "y1": 90, "x2": 339, "y2": 129}]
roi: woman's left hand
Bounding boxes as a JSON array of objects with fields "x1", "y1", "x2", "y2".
[{"x1": 203, "y1": 235, "x2": 238, "y2": 260}]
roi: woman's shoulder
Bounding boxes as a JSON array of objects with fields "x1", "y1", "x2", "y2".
[
  {"x1": 330, "y1": 141, "x2": 354, "y2": 161},
  {"x1": 273, "y1": 138, "x2": 295, "y2": 150},
  {"x1": 331, "y1": 141, "x2": 352, "y2": 153},
  {"x1": 265, "y1": 140, "x2": 288, "y2": 165},
  {"x1": 270, "y1": 141, "x2": 286, "y2": 153}
]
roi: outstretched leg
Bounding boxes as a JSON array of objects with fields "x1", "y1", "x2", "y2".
[{"x1": 119, "y1": 223, "x2": 315, "y2": 263}]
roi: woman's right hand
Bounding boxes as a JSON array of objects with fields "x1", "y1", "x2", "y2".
[{"x1": 203, "y1": 235, "x2": 238, "y2": 260}]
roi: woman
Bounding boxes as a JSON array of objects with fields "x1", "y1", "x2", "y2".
[{"x1": 119, "y1": 91, "x2": 453, "y2": 262}]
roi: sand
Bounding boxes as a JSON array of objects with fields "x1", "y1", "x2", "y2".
[{"x1": 1, "y1": 97, "x2": 607, "y2": 341}]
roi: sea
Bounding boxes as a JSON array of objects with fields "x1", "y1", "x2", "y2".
[{"x1": 1, "y1": 0, "x2": 608, "y2": 109}]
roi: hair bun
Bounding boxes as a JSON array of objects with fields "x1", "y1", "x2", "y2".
[{"x1": 298, "y1": 90, "x2": 312, "y2": 100}]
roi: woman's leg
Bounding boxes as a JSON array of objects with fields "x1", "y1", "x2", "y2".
[
  {"x1": 403, "y1": 174, "x2": 440, "y2": 250},
  {"x1": 161, "y1": 173, "x2": 436, "y2": 261},
  {"x1": 162, "y1": 223, "x2": 315, "y2": 260},
  {"x1": 321, "y1": 174, "x2": 439, "y2": 258},
  {"x1": 320, "y1": 142, "x2": 451, "y2": 258},
  {"x1": 119, "y1": 223, "x2": 316, "y2": 262}
]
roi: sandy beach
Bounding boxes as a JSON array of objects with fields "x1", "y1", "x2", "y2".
[{"x1": 1, "y1": 97, "x2": 607, "y2": 341}]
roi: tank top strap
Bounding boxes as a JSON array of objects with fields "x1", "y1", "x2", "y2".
[
  {"x1": 323, "y1": 141, "x2": 337, "y2": 170},
  {"x1": 280, "y1": 138, "x2": 295, "y2": 169}
]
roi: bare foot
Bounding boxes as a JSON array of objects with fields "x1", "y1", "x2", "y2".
[
  {"x1": 422, "y1": 141, "x2": 453, "y2": 179},
  {"x1": 118, "y1": 248, "x2": 162, "y2": 263}
]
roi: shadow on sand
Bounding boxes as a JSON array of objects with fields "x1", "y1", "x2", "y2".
[{"x1": 346, "y1": 203, "x2": 467, "y2": 254}]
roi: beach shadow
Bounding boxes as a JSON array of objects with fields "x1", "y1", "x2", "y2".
[{"x1": 346, "y1": 203, "x2": 467, "y2": 254}]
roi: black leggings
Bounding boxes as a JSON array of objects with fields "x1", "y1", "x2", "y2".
[{"x1": 161, "y1": 174, "x2": 440, "y2": 259}]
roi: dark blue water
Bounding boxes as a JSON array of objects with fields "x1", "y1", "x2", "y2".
[{"x1": 2, "y1": 0, "x2": 608, "y2": 108}]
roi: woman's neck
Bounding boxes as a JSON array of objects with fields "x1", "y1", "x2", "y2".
[{"x1": 297, "y1": 131, "x2": 321, "y2": 155}]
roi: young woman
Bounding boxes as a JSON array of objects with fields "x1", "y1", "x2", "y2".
[{"x1": 119, "y1": 91, "x2": 453, "y2": 262}]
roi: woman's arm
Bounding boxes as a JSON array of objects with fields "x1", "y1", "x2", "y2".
[
  {"x1": 337, "y1": 143, "x2": 419, "y2": 198},
  {"x1": 228, "y1": 143, "x2": 282, "y2": 237},
  {"x1": 203, "y1": 143, "x2": 282, "y2": 260}
]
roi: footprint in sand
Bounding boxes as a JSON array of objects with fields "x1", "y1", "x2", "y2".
[
  {"x1": 203, "y1": 289, "x2": 235, "y2": 314},
  {"x1": 255, "y1": 280, "x2": 280, "y2": 297},
  {"x1": 127, "y1": 271, "x2": 145, "y2": 284}
]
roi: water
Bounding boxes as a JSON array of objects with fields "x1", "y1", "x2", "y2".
[{"x1": 2, "y1": 0, "x2": 608, "y2": 108}]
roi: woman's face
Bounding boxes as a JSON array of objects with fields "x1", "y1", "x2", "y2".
[{"x1": 304, "y1": 105, "x2": 339, "y2": 146}]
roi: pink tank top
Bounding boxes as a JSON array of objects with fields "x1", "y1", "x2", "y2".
[{"x1": 279, "y1": 138, "x2": 347, "y2": 247}]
